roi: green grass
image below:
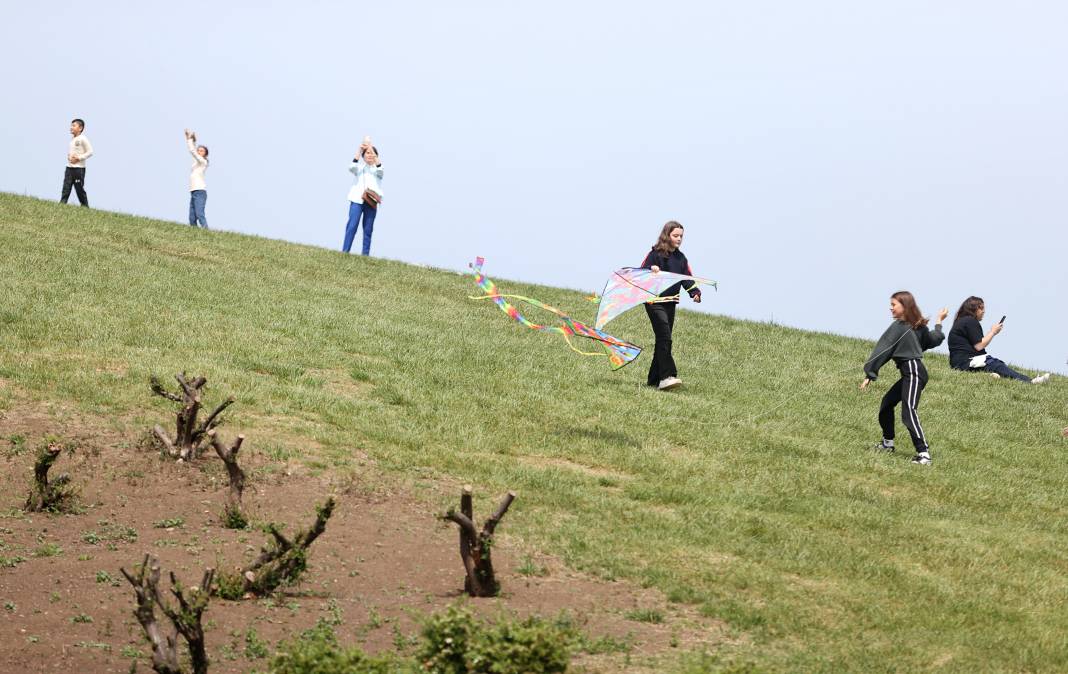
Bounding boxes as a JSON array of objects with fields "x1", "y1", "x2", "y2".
[{"x1": 2, "y1": 193, "x2": 1067, "y2": 671}]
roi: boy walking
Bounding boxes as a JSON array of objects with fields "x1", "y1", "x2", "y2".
[{"x1": 61, "y1": 118, "x2": 93, "y2": 207}]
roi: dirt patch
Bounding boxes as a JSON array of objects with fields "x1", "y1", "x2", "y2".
[{"x1": 0, "y1": 401, "x2": 725, "y2": 672}]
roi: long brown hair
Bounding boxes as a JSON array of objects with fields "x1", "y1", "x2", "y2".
[
  {"x1": 954, "y1": 296, "x2": 984, "y2": 322},
  {"x1": 652, "y1": 220, "x2": 684, "y2": 255},
  {"x1": 892, "y1": 291, "x2": 928, "y2": 328}
]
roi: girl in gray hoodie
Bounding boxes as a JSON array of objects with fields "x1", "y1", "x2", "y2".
[{"x1": 860, "y1": 291, "x2": 947, "y2": 465}]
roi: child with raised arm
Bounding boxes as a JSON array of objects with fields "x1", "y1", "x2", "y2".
[
  {"x1": 342, "y1": 136, "x2": 384, "y2": 256},
  {"x1": 861, "y1": 291, "x2": 947, "y2": 465},
  {"x1": 184, "y1": 129, "x2": 210, "y2": 228}
]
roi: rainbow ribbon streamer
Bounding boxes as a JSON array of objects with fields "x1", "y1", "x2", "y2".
[{"x1": 470, "y1": 257, "x2": 641, "y2": 370}]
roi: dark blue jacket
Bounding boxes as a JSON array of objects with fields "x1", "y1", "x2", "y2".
[{"x1": 639, "y1": 248, "x2": 701, "y2": 301}]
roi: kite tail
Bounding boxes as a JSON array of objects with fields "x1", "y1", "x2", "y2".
[{"x1": 469, "y1": 257, "x2": 642, "y2": 370}]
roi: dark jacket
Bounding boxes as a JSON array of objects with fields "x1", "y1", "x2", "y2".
[
  {"x1": 947, "y1": 316, "x2": 986, "y2": 370},
  {"x1": 864, "y1": 321, "x2": 945, "y2": 381},
  {"x1": 639, "y1": 248, "x2": 701, "y2": 302}
]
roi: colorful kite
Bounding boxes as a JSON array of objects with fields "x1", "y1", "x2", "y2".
[
  {"x1": 470, "y1": 257, "x2": 642, "y2": 370},
  {"x1": 594, "y1": 267, "x2": 716, "y2": 330}
]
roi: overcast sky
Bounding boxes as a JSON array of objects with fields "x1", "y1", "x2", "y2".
[{"x1": 3, "y1": 1, "x2": 1065, "y2": 374}]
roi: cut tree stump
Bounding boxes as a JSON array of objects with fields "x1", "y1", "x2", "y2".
[
  {"x1": 150, "y1": 372, "x2": 234, "y2": 461},
  {"x1": 215, "y1": 497, "x2": 336, "y2": 598},
  {"x1": 444, "y1": 485, "x2": 516, "y2": 597},
  {"x1": 24, "y1": 440, "x2": 75, "y2": 512},
  {"x1": 208, "y1": 430, "x2": 247, "y2": 528},
  {"x1": 120, "y1": 554, "x2": 214, "y2": 674}
]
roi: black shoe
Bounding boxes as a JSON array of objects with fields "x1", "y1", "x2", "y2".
[
  {"x1": 871, "y1": 440, "x2": 895, "y2": 453},
  {"x1": 910, "y1": 452, "x2": 932, "y2": 465}
]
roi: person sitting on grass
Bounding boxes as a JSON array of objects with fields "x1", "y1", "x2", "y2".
[{"x1": 947, "y1": 296, "x2": 1050, "y2": 384}]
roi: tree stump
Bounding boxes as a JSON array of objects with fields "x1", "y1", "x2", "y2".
[
  {"x1": 24, "y1": 440, "x2": 75, "y2": 513},
  {"x1": 120, "y1": 554, "x2": 215, "y2": 674},
  {"x1": 444, "y1": 485, "x2": 516, "y2": 597},
  {"x1": 215, "y1": 497, "x2": 336, "y2": 599},
  {"x1": 150, "y1": 373, "x2": 233, "y2": 461},
  {"x1": 208, "y1": 430, "x2": 247, "y2": 528}
]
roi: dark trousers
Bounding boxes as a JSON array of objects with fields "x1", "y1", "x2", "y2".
[
  {"x1": 61, "y1": 167, "x2": 88, "y2": 206},
  {"x1": 879, "y1": 359, "x2": 929, "y2": 453},
  {"x1": 982, "y1": 356, "x2": 1031, "y2": 382},
  {"x1": 644, "y1": 302, "x2": 677, "y2": 385},
  {"x1": 188, "y1": 190, "x2": 208, "y2": 228},
  {"x1": 342, "y1": 201, "x2": 377, "y2": 255}
]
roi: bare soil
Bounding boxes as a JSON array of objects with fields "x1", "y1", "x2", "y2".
[{"x1": 0, "y1": 398, "x2": 725, "y2": 673}]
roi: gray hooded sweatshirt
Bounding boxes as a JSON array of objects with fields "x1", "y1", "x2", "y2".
[{"x1": 864, "y1": 320, "x2": 944, "y2": 381}]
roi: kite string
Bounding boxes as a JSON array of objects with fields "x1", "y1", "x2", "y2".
[{"x1": 611, "y1": 269, "x2": 715, "y2": 300}]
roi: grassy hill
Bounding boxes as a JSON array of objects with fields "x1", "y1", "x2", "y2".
[{"x1": 1, "y1": 192, "x2": 1065, "y2": 672}]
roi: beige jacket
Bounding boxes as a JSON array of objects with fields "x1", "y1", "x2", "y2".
[{"x1": 67, "y1": 134, "x2": 93, "y2": 168}]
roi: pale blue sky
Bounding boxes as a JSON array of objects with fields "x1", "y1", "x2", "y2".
[{"x1": 3, "y1": 1, "x2": 1065, "y2": 374}]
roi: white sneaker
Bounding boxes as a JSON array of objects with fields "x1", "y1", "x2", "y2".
[
  {"x1": 657, "y1": 376, "x2": 683, "y2": 390},
  {"x1": 990, "y1": 373, "x2": 1001, "y2": 379},
  {"x1": 1031, "y1": 373, "x2": 1051, "y2": 384}
]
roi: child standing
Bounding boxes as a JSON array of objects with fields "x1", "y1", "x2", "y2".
[
  {"x1": 639, "y1": 221, "x2": 702, "y2": 390},
  {"x1": 184, "y1": 129, "x2": 210, "y2": 228},
  {"x1": 861, "y1": 291, "x2": 947, "y2": 465},
  {"x1": 61, "y1": 118, "x2": 93, "y2": 207},
  {"x1": 342, "y1": 136, "x2": 384, "y2": 256}
]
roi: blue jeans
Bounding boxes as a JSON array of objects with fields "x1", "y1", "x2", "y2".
[
  {"x1": 342, "y1": 201, "x2": 377, "y2": 255},
  {"x1": 189, "y1": 190, "x2": 208, "y2": 228},
  {"x1": 982, "y1": 356, "x2": 1031, "y2": 382}
]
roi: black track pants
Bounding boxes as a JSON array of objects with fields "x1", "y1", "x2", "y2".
[
  {"x1": 61, "y1": 167, "x2": 89, "y2": 206},
  {"x1": 644, "y1": 302, "x2": 677, "y2": 386},
  {"x1": 878, "y1": 359, "x2": 929, "y2": 453}
]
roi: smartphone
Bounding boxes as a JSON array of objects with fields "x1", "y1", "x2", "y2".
[{"x1": 999, "y1": 315, "x2": 1006, "y2": 325}]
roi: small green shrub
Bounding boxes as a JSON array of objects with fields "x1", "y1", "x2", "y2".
[
  {"x1": 82, "y1": 520, "x2": 138, "y2": 546},
  {"x1": 33, "y1": 543, "x2": 63, "y2": 558},
  {"x1": 244, "y1": 626, "x2": 270, "y2": 660},
  {"x1": 221, "y1": 504, "x2": 249, "y2": 530},
  {"x1": 153, "y1": 517, "x2": 185, "y2": 529},
  {"x1": 419, "y1": 604, "x2": 572, "y2": 674},
  {"x1": 214, "y1": 572, "x2": 247, "y2": 600},
  {"x1": 465, "y1": 615, "x2": 571, "y2": 674},
  {"x1": 267, "y1": 619, "x2": 411, "y2": 674},
  {"x1": 265, "y1": 605, "x2": 576, "y2": 674},
  {"x1": 6, "y1": 434, "x2": 27, "y2": 457}
]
